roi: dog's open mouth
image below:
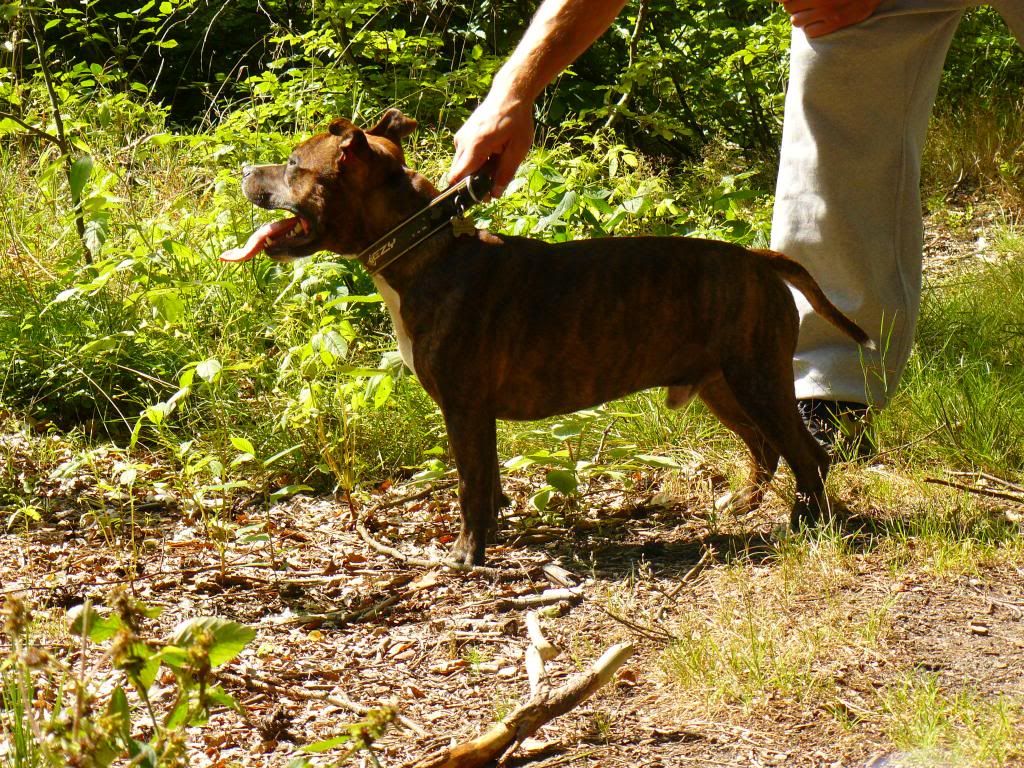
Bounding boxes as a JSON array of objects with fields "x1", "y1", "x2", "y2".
[{"x1": 219, "y1": 214, "x2": 315, "y2": 262}]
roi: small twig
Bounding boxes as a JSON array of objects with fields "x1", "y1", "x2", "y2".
[
  {"x1": 541, "y1": 563, "x2": 580, "y2": 588},
  {"x1": 283, "y1": 590, "x2": 407, "y2": 627},
  {"x1": 496, "y1": 565, "x2": 675, "y2": 643},
  {"x1": 496, "y1": 588, "x2": 582, "y2": 610},
  {"x1": 924, "y1": 476, "x2": 1024, "y2": 505},
  {"x1": 977, "y1": 471, "x2": 1024, "y2": 492},
  {"x1": 283, "y1": 572, "x2": 427, "y2": 626},
  {"x1": 678, "y1": 719, "x2": 769, "y2": 745},
  {"x1": 946, "y1": 470, "x2": 1024, "y2": 494},
  {"x1": 868, "y1": 422, "x2": 950, "y2": 461},
  {"x1": 220, "y1": 671, "x2": 427, "y2": 737},
  {"x1": 966, "y1": 584, "x2": 1024, "y2": 618},
  {"x1": 374, "y1": 481, "x2": 458, "y2": 510},
  {"x1": 0, "y1": 111, "x2": 62, "y2": 146},
  {"x1": 356, "y1": 521, "x2": 529, "y2": 582},
  {"x1": 665, "y1": 547, "x2": 715, "y2": 600},
  {"x1": 588, "y1": 601, "x2": 678, "y2": 644},
  {"x1": 590, "y1": 417, "x2": 620, "y2": 465},
  {"x1": 277, "y1": 572, "x2": 380, "y2": 586}
]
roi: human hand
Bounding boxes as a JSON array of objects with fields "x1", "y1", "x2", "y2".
[
  {"x1": 447, "y1": 96, "x2": 534, "y2": 198},
  {"x1": 779, "y1": 0, "x2": 882, "y2": 37}
]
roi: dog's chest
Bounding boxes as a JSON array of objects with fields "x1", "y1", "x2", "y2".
[{"x1": 371, "y1": 275, "x2": 417, "y2": 376}]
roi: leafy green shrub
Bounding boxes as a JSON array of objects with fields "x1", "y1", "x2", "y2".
[{"x1": 1, "y1": 592, "x2": 254, "y2": 767}]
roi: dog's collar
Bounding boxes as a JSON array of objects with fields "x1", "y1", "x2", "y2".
[{"x1": 362, "y1": 171, "x2": 491, "y2": 275}]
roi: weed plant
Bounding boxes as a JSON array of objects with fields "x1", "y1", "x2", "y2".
[
  {"x1": 0, "y1": 66, "x2": 778, "y2": 509},
  {"x1": 923, "y1": 100, "x2": 1024, "y2": 206},
  {"x1": 663, "y1": 526, "x2": 883, "y2": 713},
  {"x1": 883, "y1": 673, "x2": 1024, "y2": 767},
  {"x1": 877, "y1": 249, "x2": 1024, "y2": 475}
]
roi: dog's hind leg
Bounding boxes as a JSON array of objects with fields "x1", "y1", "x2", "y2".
[
  {"x1": 443, "y1": 408, "x2": 500, "y2": 566},
  {"x1": 716, "y1": 361, "x2": 830, "y2": 530},
  {"x1": 697, "y1": 371, "x2": 780, "y2": 514}
]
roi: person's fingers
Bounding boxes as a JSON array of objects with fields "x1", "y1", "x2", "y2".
[
  {"x1": 448, "y1": 140, "x2": 494, "y2": 186},
  {"x1": 798, "y1": 3, "x2": 874, "y2": 36},
  {"x1": 783, "y1": 0, "x2": 881, "y2": 36},
  {"x1": 801, "y1": 18, "x2": 840, "y2": 37},
  {"x1": 490, "y1": 140, "x2": 528, "y2": 198},
  {"x1": 788, "y1": 9, "x2": 831, "y2": 31},
  {"x1": 448, "y1": 98, "x2": 533, "y2": 194},
  {"x1": 448, "y1": 108, "x2": 509, "y2": 185}
]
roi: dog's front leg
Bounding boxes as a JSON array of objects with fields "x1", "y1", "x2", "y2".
[{"x1": 443, "y1": 409, "x2": 499, "y2": 566}]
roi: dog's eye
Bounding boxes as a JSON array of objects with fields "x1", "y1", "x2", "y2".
[{"x1": 287, "y1": 157, "x2": 297, "y2": 168}]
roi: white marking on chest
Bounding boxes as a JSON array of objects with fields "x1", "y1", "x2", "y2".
[{"x1": 371, "y1": 275, "x2": 417, "y2": 377}]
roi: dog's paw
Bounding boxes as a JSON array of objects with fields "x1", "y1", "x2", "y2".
[
  {"x1": 450, "y1": 534, "x2": 486, "y2": 566},
  {"x1": 789, "y1": 492, "x2": 834, "y2": 532},
  {"x1": 714, "y1": 485, "x2": 764, "y2": 516}
]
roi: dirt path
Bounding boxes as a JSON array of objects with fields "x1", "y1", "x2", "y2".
[{"x1": 3, "y1": 451, "x2": 1023, "y2": 767}]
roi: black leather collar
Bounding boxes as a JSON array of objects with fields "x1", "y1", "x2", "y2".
[{"x1": 362, "y1": 171, "x2": 491, "y2": 275}]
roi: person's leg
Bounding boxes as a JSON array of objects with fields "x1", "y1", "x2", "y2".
[
  {"x1": 988, "y1": 0, "x2": 1024, "y2": 47},
  {"x1": 772, "y1": 0, "x2": 972, "y2": 409}
]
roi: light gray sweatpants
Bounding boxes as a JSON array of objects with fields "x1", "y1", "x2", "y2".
[{"x1": 771, "y1": 0, "x2": 1024, "y2": 407}]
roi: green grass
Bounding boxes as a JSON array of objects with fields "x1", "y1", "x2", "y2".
[
  {"x1": 662, "y1": 527, "x2": 885, "y2": 712},
  {"x1": 874, "y1": 251, "x2": 1024, "y2": 476},
  {"x1": 923, "y1": 99, "x2": 1024, "y2": 208},
  {"x1": 883, "y1": 673, "x2": 1024, "y2": 767},
  {"x1": 660, "y1": 511, "x2": 1023, "y2": 759},
  {"x1": 877, "y1": 502, "x2": 1024, "y2": 577},
  {"x1": 1, "y1": 662, "x2": 44, "y2": 768}
]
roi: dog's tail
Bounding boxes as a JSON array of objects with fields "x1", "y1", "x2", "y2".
[{"x1": 754, "y1": 248, "x2": 875, "y2": 349}]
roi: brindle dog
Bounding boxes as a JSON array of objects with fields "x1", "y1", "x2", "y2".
[{"x1": 225, "y1": 109, "x2": 872, "y2": 565}]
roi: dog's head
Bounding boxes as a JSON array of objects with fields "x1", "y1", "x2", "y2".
[{"x1": 223, "y1": 109, "x2": 435, "y2": 262}]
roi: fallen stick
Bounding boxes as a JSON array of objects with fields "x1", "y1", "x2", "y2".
[
  {"x1": 280, "y1": 573, "x2": 419, "y2": 626},
  {"x1": 588, "y1": 600, "x2": 678, "y2": 643},
  {"x1": 372, "y1": 481, "x2": 459, "y2": 510},
  {"x1": 496, "y1": 587, "x2": 583, "y2": 610},
  {"x1": 356, "y1": 521, "x2": 531, "y2": 582},
  {"x1": 946, "y1": 470, "x2": 1024, "y2": 494},
  {"x1": 924, "y1": 476, "x2": 1024, "y2": 505},
  {"x1": 405, "y1": 642, "x2": 633, "y2": 768},
  {"x1": 525, "y1": 611, "x2": 559, "y2": 661},
  {"x1": 281, "y1": 590, "x2": 407, "y2": 627},
  {"x1": 220, "y1": 671, "x2": 427, "y2": 737},
  {"x1": 664, "y1": 546, "x2": 715, "y2": 600},
  {"x1": 524, "y1": 611, "x2": 559, "y2": 696}
]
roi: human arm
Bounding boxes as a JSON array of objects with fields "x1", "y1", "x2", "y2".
[
  {"x1": 447, "y1": 0, "x2": 628, "y2": 196},
  {"x1": 779, "y1": 0, "x2": 882, "y2": 38}
]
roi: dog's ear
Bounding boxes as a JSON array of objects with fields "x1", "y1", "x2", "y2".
[
  {"x1": 367, "y1": 109, "x2": 418, "y2": 145},
  {"x1": 329, "y1": 118, "x2": 368, "y2": 166}
]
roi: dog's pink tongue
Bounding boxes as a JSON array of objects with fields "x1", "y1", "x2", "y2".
[{"x1": 219, "y1": 217, "x2": 299, "y2": 263}]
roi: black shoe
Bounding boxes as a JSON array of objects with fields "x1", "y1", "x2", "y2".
[{"x1": 797, "y1": 398, "x2": 875, "y2": 460}]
